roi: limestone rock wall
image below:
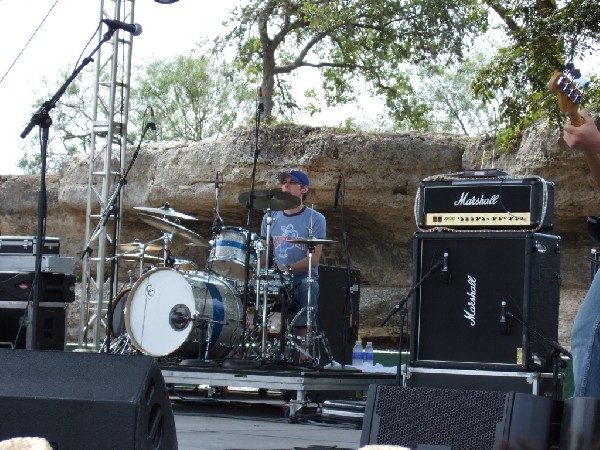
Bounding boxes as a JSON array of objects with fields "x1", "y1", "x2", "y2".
[{"x1": 0, "y1": 123, "x2": 595, "y2": 350}]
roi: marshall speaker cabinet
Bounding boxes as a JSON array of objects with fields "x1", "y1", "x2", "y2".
[{"x1": 410, "y1": 232, "x2": 561, "y2": 371}]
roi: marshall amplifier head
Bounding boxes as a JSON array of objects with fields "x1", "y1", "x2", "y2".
[{"x1": 415, "y1": 176, "x2": 554, "y2": 231}]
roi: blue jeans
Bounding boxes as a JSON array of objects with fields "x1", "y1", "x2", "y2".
[
  {"x1": 571, "y1": 269, "x2": 600, "y2": 396},
  {"x1": 290, "y1": 276, "x2": 319, "y2": 328}
]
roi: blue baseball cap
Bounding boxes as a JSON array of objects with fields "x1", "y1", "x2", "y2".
[{"x1": 278, "y1": 169, "x2": 309, "y2": 186}]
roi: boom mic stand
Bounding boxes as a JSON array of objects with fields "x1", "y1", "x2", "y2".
[
  {"x1": 95, "y1": 123, "x2": 151, "y2": 353},
  {"x1": 505, "y1": 309, "x2": 572, "y2": 400},
  {"x1": 238, "y1": 88, "x2": 264, "y2": 360},
  {"x1": 335, "y1": 175, "x2": 355, "y2": 367},
  {"x1": 380, "y1": 259, "x2": 443, "y2": 384},
  {"x1": 20, "y1": 26, "x2": 117, "y2": 350}
]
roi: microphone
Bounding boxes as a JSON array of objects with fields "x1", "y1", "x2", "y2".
[
  {"x1": 333, "y1": 174, "x2": 342, "y2": 211},
  {"x1": 147, "y1": 107, "x2": 157, "y2": 139},
  {"x1": 102, "y1": 19, "x2": 143, "y2": 36},
  {"x1": 441, "y1": 251, "x2": 450, "y2": 284},
  {"x1": 500, "y1": 300, "x2": 510, "y2": 335}
]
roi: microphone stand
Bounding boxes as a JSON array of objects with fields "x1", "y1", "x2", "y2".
[
  {"x1": 336, "y1": 175, "x2": 355, "y2": 367},
  {"x1": 20, "y1": 26, "x2": 116, "y2": 350},
  {"x1": 505, "y1": 309, "x2": 572, "y2": 400},
  {"x1": 379, "y1": 259, "x2": 442, "y2": 384},
  {"x1": 238, "y1": 88, "x2": 264, "y2": 359},
  {"x1": 98, "y1": 124, "x2": 150, "y2": 353}
]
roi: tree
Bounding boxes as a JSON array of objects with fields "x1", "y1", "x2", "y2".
[
  {"x1": 19, "y1": 49, "x2": 255, "y2": 173},
  {"x1": 128, "y1": 49, "x2": 256, "y2": 142},
  {"x1": 416, "y1": 52, "x2": 500, "y2": 135},
  {"x1": 18, "y1": 71, "x2": 94, "y2": 174},
  {"x1": 218, "y1": 0, "x2": 489, "y2": 125}
]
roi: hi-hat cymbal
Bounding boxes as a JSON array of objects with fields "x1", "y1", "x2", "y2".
[
  {"x1": 117, "y1": 241, "x2": 162, "y2": 252},
  {"x1": 137, "y1": 213, "x2": 209, "y2": 247},
  {"x1": 238, "y1": 190, "x2": 301, "y2": 211},
  {"x1": 134, "y1": 202, "x2": 198, "y2": 221},
  {"x1": 285, "y1": 237, "x2": 336, "y2": 246},
  {"x1": 120, "y1": 252, "x2": 163, "y2": 262}
]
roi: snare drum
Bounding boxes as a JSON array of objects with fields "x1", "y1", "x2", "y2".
[
  {"x1": 124, "y1": 268, "x2": 242, "y2": 358},
  {"x1": 207, "y1": 226, "x2": 257, "y2": 280}
]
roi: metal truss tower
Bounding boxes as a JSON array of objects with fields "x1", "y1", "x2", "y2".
[{"x1": 78, "y1": 0, "x2": 136, "y2": 349}]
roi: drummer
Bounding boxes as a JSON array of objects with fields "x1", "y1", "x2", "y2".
[{"x1": 260, "y1": 169, "x2": 327, "y2": 347}]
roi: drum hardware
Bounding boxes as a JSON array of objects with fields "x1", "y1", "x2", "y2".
[
  {"x1": 137, "y1": 213, "x2": 210, "y2": 248},
  {"x1": 133, "y1": 202, "x2": 199, "y2": 221},
  {"x1": 238, "y1": 189, "x2": 301, "y2": 212},
  {"x1": 284, "y1": 235, "x2": 336, "y2": 365}
]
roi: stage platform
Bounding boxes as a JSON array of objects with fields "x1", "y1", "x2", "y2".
[{"x1": 159, "y1": 361, "x2": 399, "y2": 417}]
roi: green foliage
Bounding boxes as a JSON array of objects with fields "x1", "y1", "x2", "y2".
[
  {"x1": 129, "y1": 50, "x2": 255, "y2": 142},
  {"x1": 474, "y1": 0, "x2": 600, "y2": 148}
]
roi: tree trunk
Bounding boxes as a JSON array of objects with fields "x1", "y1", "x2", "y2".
[{"x1": 261, "y1": 45, "x2": 276, "y2": 122}]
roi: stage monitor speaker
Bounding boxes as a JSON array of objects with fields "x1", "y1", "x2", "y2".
[
  {"x1": 411, "y1": 232, "x2": 561, "y2": 371},
  {"x1": 559, "y1": 396, "x2": 600, "y2": 449},
  {"x1": 0, "y1": 349, "x2": 177, "y2": 450},
  {"x1": 316, "y1": 265, "x2": 360, "y2": 365},
  {"x1": 360, "y1": 385, "x2": 555, "y2": 450}
]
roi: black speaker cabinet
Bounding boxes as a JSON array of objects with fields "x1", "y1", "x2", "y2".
[
  {"x1": 410, "y1": 232, "x2": 561, "y2": 371},
  {"x1": 316, "y1": 265, "x2": 360, "y2": 365},
  {"x1": 360, "y1": 385, "x2": 556, "y2": 450},
  {"x1": 0, "y1": 304, "x2": 66, "y2": 350},
  {"x1": 0, "y1": 350, "x2": 177, "y2": 449}
]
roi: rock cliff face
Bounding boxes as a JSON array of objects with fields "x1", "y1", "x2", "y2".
[{"x1": 0, "y1": 123, "x2": 596, "y2": 350}]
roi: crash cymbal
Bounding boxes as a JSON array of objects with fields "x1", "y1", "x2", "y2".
[
  {"x1": 238, "y1": 190, "x2": 301, "y2": 211},
  {"x1": 117, "y1": 241, "x2": 162, "y2": 252},
  {"x1": 120, "y1": 252, "x2": 163, "y2": 262},
  {"x1": 134, "y1": 202, "x2": 198, "y2": 221},
  {"x1": 285, "y1": 237, "x2": 336, "y2": 245},
  {"x1": 137, "y1": 213, "x2": 210, "y2": 247}
]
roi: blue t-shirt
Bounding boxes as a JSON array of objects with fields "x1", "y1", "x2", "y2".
[{"x1": 260, "y1": 206, "x2": 326, "y2": 279}]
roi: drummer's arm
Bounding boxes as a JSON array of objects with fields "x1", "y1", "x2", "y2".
[{"x1": 288, "y1": 244, "x2": 323, "y2": 275}]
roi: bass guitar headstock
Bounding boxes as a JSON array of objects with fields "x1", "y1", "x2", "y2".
[{"x1": 549, "y1": 63, "x2": 590, "y2": 127}]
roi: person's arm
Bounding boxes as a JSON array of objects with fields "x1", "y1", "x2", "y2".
[{"x1": 563, "y1": 112, "x2": 600, "y2": 191}]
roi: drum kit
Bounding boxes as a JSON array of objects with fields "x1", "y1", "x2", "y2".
[{"x1": 107, "y1": 197, "x2": 336, "y2": 367}]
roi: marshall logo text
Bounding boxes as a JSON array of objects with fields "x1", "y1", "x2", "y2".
[
  {"x1": 464, "y1": 275, "x2": 476, "y2": 326},
  {"x1": 453, "y1": 192, "x2": 500, "y2": 206}
]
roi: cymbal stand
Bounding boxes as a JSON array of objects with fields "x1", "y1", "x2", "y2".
[{"x1": 260, "y1": 207, "x2": 274, "y2": 355}]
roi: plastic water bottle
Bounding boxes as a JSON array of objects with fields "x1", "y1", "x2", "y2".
[
  {"x1": 364, "y1": 341, "x2": 374, "y2": 366},
  {"x1": 352, "y1": 340, "x2": 363, "y2": 366}
]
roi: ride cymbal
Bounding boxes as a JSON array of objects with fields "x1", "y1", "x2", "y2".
[
  {"x1": 238, "y1": 190, "x2": 301, "y2": 211},
  {"x1": 137, "y1": 213, "x2": 210, "y2": 247},
  {"x1": 134, "y1": 202, "x2": 198, "y2": 221}
]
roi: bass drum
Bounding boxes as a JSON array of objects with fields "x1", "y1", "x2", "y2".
[
  {"x1": 110, "y1": 287, "x2": 131, "y2": 338},
  {"x1": 124, "y1": 268, "x2": 242, "y2": 358}
]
